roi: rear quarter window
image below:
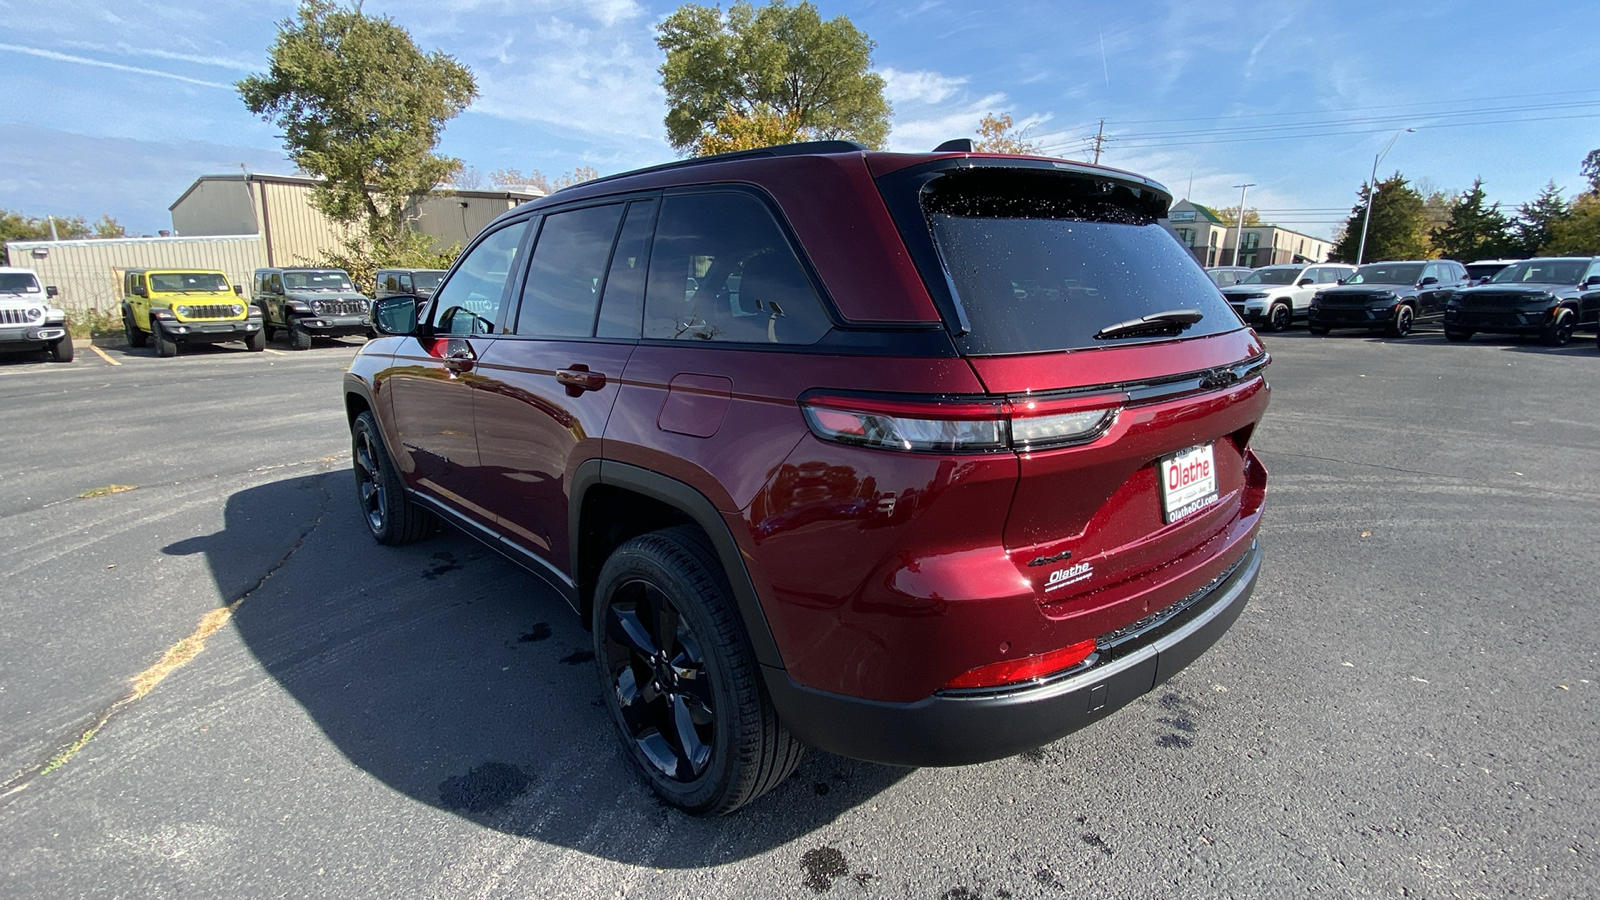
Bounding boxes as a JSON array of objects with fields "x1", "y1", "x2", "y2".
[{"x1": 918, "y1": 168, "x2": 1244, "y2": 355}]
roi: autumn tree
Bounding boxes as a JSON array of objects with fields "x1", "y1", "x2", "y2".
[
  {"x1": 1, "y1": 210, "x2": 125, "y2": 264},
  {"x1": 1514, "y1": 182, "x2": 1570, "y2": 256},
  {"x1": 1329, "y1": 173, "x2": 1430, "y2": 263},
  {"x1": 1430, "y1": 179, "x2": 1514, "y2": 261},
  {"x1": 1544, "y1": 193, "x2": 1600, "y2": 255},
  {"x1": 657, "y1": 0, "x2": 889, "y2": 155},
  {"x1": 489, "y1": 167, "x2": 601, "y2": 193},
  {"x1": 1581, "y1": 149, "x2": 1600, "y2": 193},
  {"x1": 694, "y1": 104, "x2": 810, "y2": 154},
  {"x1": 238, "y1": 0, "x2": 477, "y2": 250},
  {"x1": 973, "y1": 113, "x2": 1041, "y2": 155},
  {"x1": 1216, "y1": 207, "x2": 1262, "y2": 227}
]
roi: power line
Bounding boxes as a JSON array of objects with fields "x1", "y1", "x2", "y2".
[
  {"x1": 1093, "y1": 99, "x2": 1600, "y2": 142},
  {"x1": 1089, "y1": 112, "x2": 1600, "y2": 151},
  {"x1": 1083, "y1": 87, "x2": 1600, "y2": 127}
]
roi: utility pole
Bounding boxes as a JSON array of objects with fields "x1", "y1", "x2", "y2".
[
  {"x1": 1230, "y1": 183, "x2": 1255, "y2": 267},
  {"x1": 1356, "y1": 127, "x2": 1414, "y2": 267},
  {"x1": 1091, "y1": 118, "x2": 1106, "y2": 164}
]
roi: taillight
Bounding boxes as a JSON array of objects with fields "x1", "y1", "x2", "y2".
[
  {"x1": 800, "y1": 391, "x2": 1121, "y2": 454},
  {"x1": 944, "y1": 639, "x2": 1097, "y2": 690}
]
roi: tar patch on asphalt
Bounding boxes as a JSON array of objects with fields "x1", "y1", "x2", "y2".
[
  {"x1": 800, "y1": 846, "x2": 849, "y2": 893},
  {"x1": 421, "y1": 551, "x2": 465, "y2": 580},
  {"x1": 558, "y1": 649, "x2": 595, "y2": 665},
  {"x1": 438, "y1": 762, "x2": 532, "y2": 813}
]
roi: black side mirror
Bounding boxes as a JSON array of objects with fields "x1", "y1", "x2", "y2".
[
  {"x1": 1419, "y1": 276, "x2": 1439, "y2": 286},
  {"x1": 373, "y1": 295, "x2": 421, "y2": 336},
  {"x1": 234, "y1": 284, "x2": 244, "y2": 295},
  {"x1": 1583, "y1": 275, "x2": 1600, "y2": 288},
  {"x1": 1336, "y1": 278, "x2": 1346, "y2": 285},
  {"x1": 134, "y1": 285, "x2": 147, "y2": 297},
  {"x1": 45, "y1": 285, "x2": 59, "y2": 298},
  {"x1": 1297, "y1": 277, "x2": 1314, "y2": 287}
]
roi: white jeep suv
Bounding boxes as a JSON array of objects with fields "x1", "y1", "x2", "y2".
[
  {"x1": 0, "y1": 267, "x2": 72, "y2": 361},
  {"x1": 1220, "y1": 263, "x2": 1354, "y2": 332}
]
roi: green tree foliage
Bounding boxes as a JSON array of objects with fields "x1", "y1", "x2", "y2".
[
  {"x1": 1430, "y1": 178, "x2": 1513, "y2": 261},
  {"x1": 1581, "y1": 149, "x2": 1600, "y2": 193},
  {"x1": 1, "y1": 210, "x2": 124, "y2": 264},
  {"x1": 317, "y1": 230, "x2": 462, "y2": 296},
  {"x1": 238, "y1": 0, "x2": 477, "y2": 248},
  {"x1": 973, "y1": 113, "x2": 1041, "y2": 155},
  {"x1": 1543, "y1": 193, "x2": 1600, "y2": 256},
  {"x1": 1329, "y1": 173, "x2": 1430, "y2": 263},
  {"x1": 657, "y1": 0, "x2": 889, "y2": 154},
  {"x1": 1514, "y1": 181, "x2": 1570, "y2": 256},
  {"x1": 1215, "y1": 206, "x2": 1262, "y2": 227}
]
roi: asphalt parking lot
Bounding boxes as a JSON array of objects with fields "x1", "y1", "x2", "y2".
[{"x1": 1, "y1": 328, "x2": 1596, "y2": 898}]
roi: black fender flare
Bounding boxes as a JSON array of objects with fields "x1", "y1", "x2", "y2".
[{"x1": 569, "y1": 459, "x2": 785, "y2": 671}]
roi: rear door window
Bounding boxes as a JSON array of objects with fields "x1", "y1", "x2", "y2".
[
  {"x1": 516, "y1": 203, "x2": 626, "y2": 337},
  {"x1": 916, "y1": 167, "x2": 1244, "y2": 355},
  {"x1": 642, "y1": 190, "x2": 833, "y2": 345}
]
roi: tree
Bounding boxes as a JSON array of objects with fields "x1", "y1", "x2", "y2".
[
  {"x1": 1429, "y1": 178, "x2": 1513, "y2": 261},
  {"x1": 1581, "y1": 149, "x2": 1600, "y2": 193},
  {"x1": 1216, "y1": 206, "x2": 1262, "y2": 227},
  {"x1": 238, "y1": 0, "x2": 477, "y2": 250},
  {"x1": 1, "y1": 209, "x2": 122, "y2": 264},
  {"x1": 694, "y1": 104, "x2": 811, "y2": 155},
  {"x1": 656, "y1": 0, "x2": 889, "y2": 154},
  {"x1": 488, "y1": 167, "x2": 600, "y2": 194},
  {"x1": 1543, "y1": 193, "x2": 1600, "y2": 256},
  {"x1": 973, "y1": 113, "x2": 1041, "y2": 155},
  {"x1": 1514, "y1": 181, "x2": 1570, "y2": 256},
  {"x1": 1329, "y1": 173, "x2": 1430, "y2": 263}
]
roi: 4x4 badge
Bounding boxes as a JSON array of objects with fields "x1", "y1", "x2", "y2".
[{"x1": 1045, "y1": 562, "x2": 1094, "y2": 592}]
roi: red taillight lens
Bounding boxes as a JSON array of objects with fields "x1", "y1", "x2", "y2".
[
  {"x1": 800, "y1": 392, "x2": 1122, "y2": 454},
  {"x1": 943, "y1": 638, "x2": 1097, "y2": 690}
]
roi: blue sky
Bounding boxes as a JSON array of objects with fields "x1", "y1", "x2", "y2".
[{"x1": 3, "y1": 0, "x2": 1596, "y2": 239}]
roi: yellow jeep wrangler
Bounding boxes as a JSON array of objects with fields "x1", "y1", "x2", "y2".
[{"x1": 121, "y1": 269, "x2": 265, "y2": 357}]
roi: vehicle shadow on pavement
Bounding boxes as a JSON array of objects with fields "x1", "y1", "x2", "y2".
[
  {"x1": 1270, "y1": 328, "x2": 1599, "y2": 354},
  {"x1": 175, "y1": 472, "x2": 909, "y2": 864}
]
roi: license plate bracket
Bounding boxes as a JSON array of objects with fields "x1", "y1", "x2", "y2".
[{"x1": 1161, "y1": 444, "x2": 1219, "y2": 523}]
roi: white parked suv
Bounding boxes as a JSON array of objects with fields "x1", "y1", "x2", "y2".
[
  {"x1": 1219, "y1": 263, "x2": 1355, "y2": 332},
  {"x1": 0, "y1": 267, "x2": 72, "y2": 361}
]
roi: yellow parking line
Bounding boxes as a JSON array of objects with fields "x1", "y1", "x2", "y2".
[
  {"x1": 90, "y1": 345, "x2": 122, "y2": 366},
  {"x1": 263, "y1": 348, "x2": 287, "y2": 356}
]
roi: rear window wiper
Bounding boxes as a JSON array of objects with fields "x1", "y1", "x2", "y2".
[{"x1": 1093, "y1": 309, "x2": 1204, "y2": 341}]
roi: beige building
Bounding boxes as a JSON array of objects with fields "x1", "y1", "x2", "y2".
[
  {"x1": 1162, "y1": 199, "x2": 1333, "y2": 267},
  {"x1": 169, "y1": 173, "x2": 544, "y2": 263},
  {"x1": 6, "y1": 234, "x2": 266, "y2": 312}
]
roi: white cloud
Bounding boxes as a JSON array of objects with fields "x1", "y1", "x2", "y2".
[{"x1": 881, "y1": 67, "x2": 967, "y2": 106}]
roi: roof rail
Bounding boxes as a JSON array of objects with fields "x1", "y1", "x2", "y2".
[{"x1": 555, "y1": 140, "x2": 870, "y2": 194}]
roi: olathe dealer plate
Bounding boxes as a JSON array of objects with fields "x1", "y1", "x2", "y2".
[{"x1": 1161, "y1": 443, "x2": 1219, "y2": 523}]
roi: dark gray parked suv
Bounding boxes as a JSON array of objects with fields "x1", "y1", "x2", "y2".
[
  {"x1": 252, "y1": 267, "x2": 372, "y2": 350},
  {"x1": 1443, "y1": 257, "x2": 1600, "y2": 345},
  {"x1": 1307, "y1": 259, "x2": 1470, "y2": 337}
]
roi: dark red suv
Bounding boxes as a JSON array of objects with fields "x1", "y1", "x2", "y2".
[{"x1": 345, "y1": 142, "x2": 1270, "y2": 815}]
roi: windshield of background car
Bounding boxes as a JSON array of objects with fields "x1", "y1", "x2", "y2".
[
  {"x1": 921, "y1": 168, "x2": 1242, "y2": 354},
  {"x1": 1489, "y1": 260, "x2": 1585, "y2": 285},
  {"x1": 1347, "y1": 263, "x2": 1423, "y2": 285},
  {"x1": 0, "y1": 273, "x2": 42, "y2": 293},
  {"x1": 283, "y1": 270, "x2": 354, "y2": 291},
  {"x1": 149, "y1": 272, "x2": 229, "y2": 292},
  {"x1": 1238, "y1": 268, "x2": 1299, "y2": 285},
  {"x1": 412, "y1": 272, "x2": 443, "y2": 292}
]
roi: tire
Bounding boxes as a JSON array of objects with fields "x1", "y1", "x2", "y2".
[
  {"x1": 288, "y1": 319, "x2": 313, "y2": 351},
  {"x1": 244, "y1": 327, "x2": 266, "y2": 352},
  {"x1": 152, "y1": 320, "x2": 178, "y2": 358},
  {"x1": 1444, "y1": 328, "x2": 1473, "y2": 343},
  {"x1": 1541, "y1": 309, "x2": 1575, "y2": 347},
  {"x1": 1385, "y1": 304, "x2": 1414, "y2": 338},
  {"x1": 593, "y1": 526, "x2": 803, "y2": 816},
  {"x1": 124, "y1": 311, "x2": 149, "y2": 348},
  {"x1": 351, "y1": 411, "x2": 434, "y2": 545},
  {"x1": 1308, "y1": 324, "x2": 1331, "y2": 335},
  {"x1": 50, "y1": 337, "x2": 74, "y2": 363},
  {"x1": 1266, "y1": 302, "x2": 1291, "y2": 332}
]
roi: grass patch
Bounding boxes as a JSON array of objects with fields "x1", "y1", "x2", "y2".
[
  {"x1": 79, "y1": 484, "x2": 138, "y2": 499},
  {"x1": 67, "y1": 307, "x2": 124, "y2": 340},
  {"x1": 130, "y1": 606, "x2": 236, "y2": 699},
  {"x1": 39, "y1": 727, "x2": 99, "y2": 777}
]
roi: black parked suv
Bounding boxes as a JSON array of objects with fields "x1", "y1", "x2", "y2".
[
  {"x1": 252, "y1": 267, "x2": 372, "y2": 350},
  {"x1": 1307, "y1": 259, "x2": 1470, "y2": 337},
  {"x1": 1443, "y1": 257, "x2": 1600, "y2": 346},
  {"x1": 375, "y1": 268, "x2": 446, "y2": 300}
]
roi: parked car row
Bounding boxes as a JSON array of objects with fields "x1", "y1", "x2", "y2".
[
  {"x1": 112, "y1": 266, "x2": 447, "y2": 357},
  {"x1": 1210, "y1": 256, "x2": 1600, "y2": 347}
]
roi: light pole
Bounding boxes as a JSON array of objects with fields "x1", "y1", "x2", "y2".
[
  {"x1": 1230, "y1": 183, "x2": 1255, "y2": 267},
  {"x1": 1355, "y1": 128, "x2": 1415, "y2": 267}
]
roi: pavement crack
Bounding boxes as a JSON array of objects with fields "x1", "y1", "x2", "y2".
[{"x1": 0, "y1": 473, "x2": 335, "y2": 805}]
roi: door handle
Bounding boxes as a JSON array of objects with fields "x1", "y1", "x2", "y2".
[
  {"x1": 556, "y1": 366, "x2": 607, "y2": 395},
  {"x1": 441, "y1": 341, "x2": 476, "y2": 373}
]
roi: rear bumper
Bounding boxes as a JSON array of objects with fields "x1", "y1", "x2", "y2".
[{"x1": 764, "y1": 541, "x2": 1262, "y2": 766}]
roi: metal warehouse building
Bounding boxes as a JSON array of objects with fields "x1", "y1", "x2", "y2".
[{"x1": 5, "y1": 174, "x2": 543, "y2": 313}]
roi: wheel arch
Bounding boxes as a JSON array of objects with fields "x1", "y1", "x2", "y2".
[{"x1": 571, "y1": 460, "x2": 785, "y2": 671}]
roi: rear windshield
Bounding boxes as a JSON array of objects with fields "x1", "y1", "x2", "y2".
[{"x1": 920, "y1": 168, "x2": 1243, "y2": 354}]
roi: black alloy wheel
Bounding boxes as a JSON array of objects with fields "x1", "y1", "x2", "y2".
[
  {"x1": 593, "y1": 527, "x2": 802, "y2": 815},
  {"x1": 1541, "y1": 309, "x2": 1575, "y2": 347},
  {"x1": 351, "y1": 411, "x2": 433, "y2": 544},
  {"x1": 124, "y1": 311, "x2": 149, "y2": 348},
  {"x1": 288, "y1": 319, "x2": 313, "y2": 351},
  {"x1": 1386, "y1": 304, "x2": 1414, "y2": 338},
  {"x1": 1267, "y1": 302, "x2": 1291, "y2": 332},
  {"x1": 152, "y1": 319, "x2": 178, "y2": 357}
]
